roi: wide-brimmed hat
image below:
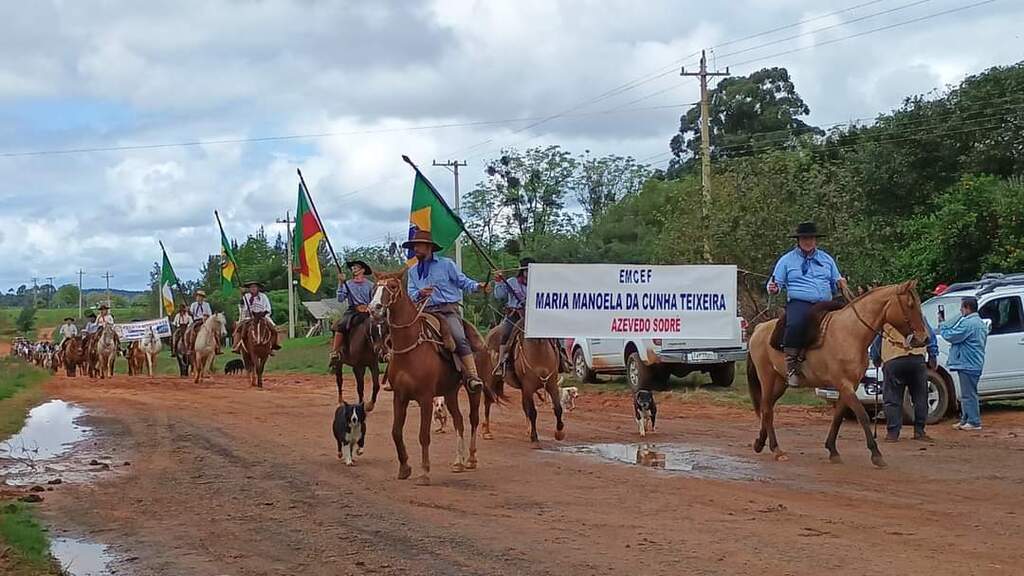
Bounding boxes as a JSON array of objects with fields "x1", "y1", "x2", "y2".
[
  {"x1": 242, "y1": 280, "x2": 264, "y2": 289},
  {"x1": 195, "y1": 289, "x2": 207, "y2": 297},
  {"x1": 518, "y1": 257, "x2": 536, "y2": 271},
  {"x1": 789, "y1": 221, "x2": 826, "y2": 238},
  {"x1": 401, "y1": 230, "x2": 442, "y2": 251},
  {"x1": 98, "y1": 304, "x2": 110, "y2": 310},
  {"x1": 63, "y1": 317, "x2": 75, "y2": 322},
  {"x1": 346, "y1": 260, "x2": 373, "y2": 275}
]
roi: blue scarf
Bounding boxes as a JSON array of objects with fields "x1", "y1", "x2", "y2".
[
  {"x1": 416, "y1": 257, "x2": 433, "y2": 280},
  {"x1": 800, "y1": 249, "x2": 819, "y2": 276}
]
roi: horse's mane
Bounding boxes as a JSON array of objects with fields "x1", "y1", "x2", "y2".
[{"x1": 845, "y1": 279, "x2": 918, "y2": 306}]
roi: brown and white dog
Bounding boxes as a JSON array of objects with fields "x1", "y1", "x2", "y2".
[
  {"x1": 560, "y1": 386, "x2": 579, "y2": 412},
  {"x1": 432, "y1": 397, "x2": 448, "y2": 433}
]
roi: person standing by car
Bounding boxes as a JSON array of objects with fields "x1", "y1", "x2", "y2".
[
  {"x1": 870, "y1": 320, "x2": 939, "y2": 441},
  {"x1": 940, "y1": 297, "x2": 988, "y2": 431}
]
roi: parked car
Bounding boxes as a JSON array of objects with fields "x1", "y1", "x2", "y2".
[
  {"x1": 569, "y1": 317, "x2": 748, "y2": 391},
  {"x1": 816, "y1": 273, "x2": 1024, "y2": 422}
]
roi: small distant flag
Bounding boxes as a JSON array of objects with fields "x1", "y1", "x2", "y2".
[
  {"x1": 293, "y1": 183, "x2": 325, "y2": 293},
  {"x1": 215, "y1": 212, "x2": 240, "y2": 295},
  {"x1": 406, "y1": 170, "x2": 463, "y2": 261},
  {"x1": 159, "y1": 247, "x2": 178, "y2": 316}
]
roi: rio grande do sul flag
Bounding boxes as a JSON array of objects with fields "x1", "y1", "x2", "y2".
[
  {"x1": 160, "y1": 249, "x2": 177, "y2": 316},
  {"x1": 293, "y1": 183, "x2": 325, "y2": 292}
]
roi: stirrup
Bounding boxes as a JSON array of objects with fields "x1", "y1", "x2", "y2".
[{"x1": 466, "y1": 378, "x2": 483, "y2": 392}]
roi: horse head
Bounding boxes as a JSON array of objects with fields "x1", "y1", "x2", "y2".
[
  {"x1": 883, "y1": 280, "x2": 931, "y2": 348},
  {"x1": 368, "y1": 271, "x2": 410, "y2": 321},
  {"x1": 208, "y1": 312, "x2": 227, "y2": 337}
]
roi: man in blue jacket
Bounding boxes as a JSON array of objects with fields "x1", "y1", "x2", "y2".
[
  {"x1": 940, "y1": 297, "x2": 988, "y2": 431},
  {"x1": 871, "y1": 320, "x2": 939, "y2": 441}
]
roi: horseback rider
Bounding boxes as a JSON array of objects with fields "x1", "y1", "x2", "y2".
[
  {"x1": 766, "y1": 222, "x2": 848, "y2": 387},
  {"x1": 172, "y1": 303, "x2": 193, "y2": 354},
  {"x1": 404, "y1": 230, "x2": 490, "y2": 392},
  {"x1": 58, "y1": 317, "x2": 78, "y2": 352},
  {"x1": 96, "y1": 304, "x2": 120, "y2": 347},
  {"x1": 330, "y1": 260, "x2": 376, "y2": 363},
  {"x1": 493, "y1": 258, "x2": 532, "y2": 378},
  {"x1": 231, "y1": 281, "x2": 281, "y2": 353},
  {"x1": 188, "y1": 290, "x2": 219, "y2": 354}
]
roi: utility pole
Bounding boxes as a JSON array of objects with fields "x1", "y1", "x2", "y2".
[
  {"x1": 101, "y1": 272, "x2": 114, "y2": 308},
  {"x1": 45, "y1": 276, "x2": 54, "y2": 308},
  {"x1": 276, "y1": 212, "x2": 296, "y2": 339},
  {"x1": 77, "y1": 269, "x2": 85, "y2": 319},
  {"x1": 432, "y1": 159, "x2": 468, "y2": 268},
  {"x1": 682, "y1": 50, "x2": 729, "y2": 262},
  {"x1": 31, "y1": 277, "x2": 38, "y2": 308}
]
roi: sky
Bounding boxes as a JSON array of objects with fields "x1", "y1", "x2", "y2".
[{"x1": 2, "y1": 0, "x2": 1022, "y2": 291}]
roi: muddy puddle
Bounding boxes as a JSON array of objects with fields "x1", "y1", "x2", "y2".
[
  {"x1": 50, "y1": 537, "x2": 115, "y2": 576},
  {"x1": 554, "y1": 442, "x2": 768, "y2": 481}
]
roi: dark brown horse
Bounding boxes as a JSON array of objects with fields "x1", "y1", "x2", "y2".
[
  {"x1": 241, "y1": 312, "x2": 274, "y2": 388},
  {"x1": 331, "y1": 317, "x2": 387, "y2": 409},
  {"x1": 747, "y1": 281, "x2": 930, "y2": 467},
  {"x1": 63, "y1": 336, "x2": 84, "y2": 377},
  {"x1": 368, "y1": 272, "x2": 503, "y2": 486},
  {"x1": 172, "y1": 324, "x2": 192, "y2": 377},
  {"x1": 484, "y1": 325, "x2": 565, "y2": 444}
]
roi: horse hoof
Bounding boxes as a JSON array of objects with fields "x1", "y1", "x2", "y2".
[
  {"x1": 530, "y1": 440, "x2": 542, "y2": 449},
  {"x1": 356, "y1": 447, "x2": 364, "y2": 456},
  {"x1": 414, "y1": 475, "x2": 431, "y2": 486},
  {"x1": 482, "y1": 432, "x2": 494, "y2": 440},
  {"x1": 465, "y1": 460, "x2": 478, "y2": 470},
  {"x1": 554, "y1": 429, "x2": 566, "y2": 441},
  {"x1": 398, "y1": 465, "x2": 412, "y2": 480},
  {"x1": 451, "y1": 462, "x2": 466, "y2": 473},
  {"x1": 829, "y1": 454, "x2": 843, "y2": 464},
  {"x1": 337, "y1": 453, "x2": 343, "y2": 460},
  {"x1": 773, "y1": 452, "x2": 789, "y2": 462},
  {"x1": 872, "y1": 455, "x2": 888, "y2": 468},
  {"x1": 365, "y1": 400, "x2": 375, "y2": 413},
  {"x1": 345, "y1": 461, "x2": 355, "y2": 467},
  {"x1": 753, "y1": 438, "x2": 766, "y2": 453}
]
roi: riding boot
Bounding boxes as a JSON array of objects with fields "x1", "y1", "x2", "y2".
[
  {"x1": 493, "y1": 345, "x2": 508, "y2": 377},
  {"x1": 330, "y1": 331, "x2": 344, "y2": 361},
  {"x1": 460, "y1": 354, "x2": 484, "y2": 392},
  {"x1": 784, "y1": 347, "x2": 803, "y2": 388}
]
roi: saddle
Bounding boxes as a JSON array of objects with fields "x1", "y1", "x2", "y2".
[
  {"x1": 770, "y1": 300, "x2": 846, "y2": 351},
  {"x1": 421, "y1": 313, "x2": 485, "y2": 355}
]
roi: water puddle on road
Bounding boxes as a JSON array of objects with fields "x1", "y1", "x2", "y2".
[
  {"x1": 553, "y1": 442, "x2": 768, "y2": 482},
  {"x1": 0, "y1": 399, "x2": 108, "y2": 486},
  {"x1": 50, "y1": 537, "x2": 114, "y2": 576}
]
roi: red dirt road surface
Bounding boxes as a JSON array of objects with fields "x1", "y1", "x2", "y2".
[{"x1": 41, "y1": 373, "x2": 1024, "y2": 575}]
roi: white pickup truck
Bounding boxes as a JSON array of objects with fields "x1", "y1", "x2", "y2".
[{"x1": 569, "y1": 317, "x2": 748, "y2": 390}]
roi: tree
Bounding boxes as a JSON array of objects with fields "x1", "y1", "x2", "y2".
[
  {"x1": 573, "y1": 152, "x2": 650, "y2": 223},
  {"x1": 669, "y1": 67, "x2": 821, "y2": 174},
  {"x1": 54, "y1": 284, "x2": 81, "y2": 308},
  {"x1": 462, "y1": 182, "x2": 506, "y2": 249},
  {"x1": 16, "y1": 305, "x2": 35, "y2": 334}
]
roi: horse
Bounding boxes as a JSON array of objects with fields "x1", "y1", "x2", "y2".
[
  {"x1": 331, "y1": 316, "x2": 387, "y2": 408},
  {"x1": 746, "y1": 281, "x2": 931, "y2": 468},
  {"x1": 368, "y1": 272, "x2": 503, "y2": 486},
  {"x1": 239, "y1": 312, "x2": 274, "y2": 388},
  {"x1": 171, "y1": 324, "x2": 192, "y2": 377},
  {"x1": 484, "y1": 325, "x2": 565, "y2": 444},
  {"x1": 95, "y1": 324, "x2": 118, "y2": 380},
  {"x1": 63, "y1": 336, "x2": 84, "y2": 377},
  {"x1": 140, "y1": 326, "x2": 163, "y2": 377},
  {"x1": 125, "y1": 341, "x2": 146, "y2": 376},
  {"x1": 193, "y1": 313, "x2": 226, "y2": 384}
]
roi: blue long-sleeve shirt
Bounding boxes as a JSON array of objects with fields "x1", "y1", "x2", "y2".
[
  {"x1": 940, "y1": 313, "x2": 988, "y2": 374},
  {"x1": 406, "y1": 255, "x2": 479, "y2": 306},
  {"x1": 768, "y1": 247, "x2": 842, "y2": 303},
  {"x1": 870, "y1": 321, "x2": 939, "y2": 365},
  {"x1": 494, "y1": 276, "x2": 527, "y2": 310},
  {"x1": 337, "y1": 279, "x2": 374, "y2": 306}
]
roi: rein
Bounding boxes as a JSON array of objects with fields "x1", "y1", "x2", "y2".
[{"x1": 377, "y1": 282, "x2": 443, "y2": 356}]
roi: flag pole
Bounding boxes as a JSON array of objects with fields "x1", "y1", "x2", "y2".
[
  {"x1": 296, "y1": 169, "x2": 344, "y2": 273},
  {"x1": 215, "y1": 210, "x2": 253, "y2": 320},
  {"x1": 401, "y1": 155, "x2": 517, "y2": 294}
]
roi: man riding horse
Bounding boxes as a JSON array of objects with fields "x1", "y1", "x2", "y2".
[
  {"x1": 766, "y1": 222, "x2": 848, "y2": 387},
  {"x1": 171, "y1": 303, "x2": 192, "y2": 351},
  {"x1": 96, "y1": 304, "x2": 120, "y2": 348},
  {"x1": 493, "y1": 257, "x2": 570, "y2": 378},
  {"x1": 404, "y1": 229, "x2": 490, "y2": 392},
  {"x1": 231, "y1": 280, "x2": 281, "y2": 354},
  {"x1": 330, "y1": 260, "x2": 376, "y2": 364},
  {"x1": 58, "y1": 317, "x2": 78, "y2": 353},
  {"x1": 188, "y1": 290, "x2": 219, "y2": 354}
]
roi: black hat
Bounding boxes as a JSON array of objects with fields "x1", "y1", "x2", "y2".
[
  {"x1": 87, "y1": 312, "x2": 97, "y2": 319},
  {"x1": 401, "y1": 230, "x2": 442, "y2": 251},
  {"x1": 345, "y1": 260, "x2": 373, "y2": 275},
  {"x1": 242, "y1": 280, "x2": 264, "y2": 289},
  {"x1": 519, "y1": 257, "x2": 536, "y2": 268},
  {"x1": 63, "y1": 317, "x2": 75, "y2": 322},
  {"x1": 790, "y1": 222, "x2": 826, "y2": 238}
]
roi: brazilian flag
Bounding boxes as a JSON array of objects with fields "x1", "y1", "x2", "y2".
[
  {"x1": 220, "y1": 228, "x2": 240, "y2": 295},
  {"x1": 407, "y1": 171, "x2": 463, "y2": 260}
]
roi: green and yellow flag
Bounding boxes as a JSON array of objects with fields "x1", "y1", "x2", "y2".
[
  {"x1": 406, "y1": 171, "x2": 463, "y2": 261},
  {"x1": 160, "y1": 248, "x2": 178, "y2": 316},
  {"x1": 219, "y1": 227, "x2": 240, "y2": 295}
]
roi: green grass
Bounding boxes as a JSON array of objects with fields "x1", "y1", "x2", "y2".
[
  {"x1": 0, "y1": 503, "x2": 60, "y2": 574},
  {"x1": 0, "y1": 358, "x2": 51, "y2": 440}
]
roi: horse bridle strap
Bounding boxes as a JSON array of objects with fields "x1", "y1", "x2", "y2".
[{"x1": 847, "y1": 286, "x2": 914, "y2": 335}]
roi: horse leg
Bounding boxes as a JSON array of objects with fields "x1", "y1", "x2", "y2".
[
  {"x1": 839, "y1": 384, "x2": 886, "y2": 468},
  {"x1": 761, "y1": 379, "x2": 789, "y2": 461},
  {"x1": 522, "y1": 384, "x2": 540, "y2": 445},
  {"x1": 546, "y1": 379, "x2": 566, "y2": 441},
  {"x1": 367, "y1": 364, "x2": 380, "y2": 413},
  {"x1": 467, "y1": 388, "x2": 481, "y2": 469},
  {"x1": 334, "y1": 363, "x2": 344, "y2": 404},
  {"x1": 825, "y1": 399, "x2": 849, "y2": 464},
  {"x1": 354, "y1": 366, "x2": 366, "y2": 406},
  {"x1": 444, "y1": 391, "x2": 467, "y2": 472},
  {"x1": 482, "y1": 395, "x2": 494, "y2": 440},
  {"x1": 392, "y1": 393, "x2": 412, "y2": 480},
  {"x1": 415, "y1": 395, "x2": 432, "y2": 486},
  {"x1": 257, "y1": 356, "x2": 265, "y2": 388}
]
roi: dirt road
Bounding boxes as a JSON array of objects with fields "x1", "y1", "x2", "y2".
[{"x1": 40, "y1": 373, "x2": 1024, "y2": 575}]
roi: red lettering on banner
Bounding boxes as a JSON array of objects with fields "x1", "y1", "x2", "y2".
[{"x1": 610, "y1": 317, "x2": 682, "y2": 333}]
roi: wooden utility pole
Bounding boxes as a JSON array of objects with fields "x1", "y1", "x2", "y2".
[
  {"x1": 432, "y1": 160, "x2": 468, "y2": 268},
  {"x1": 682, "y1": 50, "x2": 729, "y2": 262},
  {"x1": 276, "y1": 212, "x2": 297, "y2": 339},
  {"x1": 101, "y1": 272, "x2": 114, "y2": 308},
  {"x1": 77, "y1": 269, "x2": 85, "y2": 318}
]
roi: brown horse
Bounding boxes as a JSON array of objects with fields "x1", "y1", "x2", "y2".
[
  {"x1": 368, "y1": 272, "x2": 503, "y2": 486},
  {"x1": 747, "y1": 281, "x2": 930, "y2": 468},
  {"x1": 484, "y1": 325, "x2": 565, "y2": 444},
  {"x1": 331, "y1": 317, "x2": 387, "y2": 408},
  {"x1": 63, "y1": 336, "x2": 84, "y2": 377},
  {"x1": 241, "y1": 312, "x2": 274, "y2": 388}
]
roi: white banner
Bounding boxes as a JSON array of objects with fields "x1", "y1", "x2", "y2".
[
  {"x1": 117, "y1": 318, "x2": 172, "y2": 342},
  {"x1": 524, "y1": 264, "x2": 737, "y2": 338}
]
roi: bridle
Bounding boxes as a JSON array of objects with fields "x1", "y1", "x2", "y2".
[
  {"x1": 374, "y1": 280, "x2": 441, "y2": 355},
  {"x1": 847, "y1": 285, "x2": 921, "y2": 340}
]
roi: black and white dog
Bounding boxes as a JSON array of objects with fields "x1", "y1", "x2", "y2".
[
  {"x1": 634, "y1": 389, "x2": 657, "y2": 438},
  {"x1": 333, "y1": 402, "x2": 367, "y2": 466}
]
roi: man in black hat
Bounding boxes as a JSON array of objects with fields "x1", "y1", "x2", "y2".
[
  {"x1": 331, "y1": 260, "x2": 376, "y2": 363},
  {"x1": 493, "y1": 258, "x2": 533, "y2": 378},
  {"x1": 404, "y1": 229, "x2": 490, "y2": 391},
  {"x1": 766, "y1": 222, "x2": 847, "y2": 387}
]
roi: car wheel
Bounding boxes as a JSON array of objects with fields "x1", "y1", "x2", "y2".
[
  {"x1": 573, "y1": 348, "x2": 597, "y2": 383},
  {"x1": 708, "y1": 362, "x2": 735, "y2": 387},
  {"x1": 903, "y1": 370, "x2": 951, "y2": 425},
  {"x1": 627, "y1": 351, "x2": 655, "y2": 392}
]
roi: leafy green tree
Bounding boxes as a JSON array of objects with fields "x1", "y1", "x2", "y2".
[
  {"x1": 16, "y1": 305, "x2": 35, "y2": 334},
  {"x1": 53, "y1": 284, "x2": 80, "y2": 308},
  {"x1": 573, "y1": 152, "x2": 650, "y2": 223}
]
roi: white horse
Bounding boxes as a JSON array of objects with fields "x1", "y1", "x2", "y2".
[
  {"x1": 140, "y1": 326, "x2": 163, "y2": 377},
  {"x1": 95, "y1": 324, "x2": 118, "y2": 379},
  {"x1": 193, "y1": 313, "x2": 226, "y2": 384}
]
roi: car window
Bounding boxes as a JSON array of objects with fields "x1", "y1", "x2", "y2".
[
  {"x1": 979, "y1": 296, "x2": 1024, "y2": 335},
  {"x1": 921, "y1": 296, "x2": 964, "y2": 327}
]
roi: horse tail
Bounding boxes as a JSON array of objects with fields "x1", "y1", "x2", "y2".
[{"x1": 747, "y1": 352, "x2": 762, "y2": 417}]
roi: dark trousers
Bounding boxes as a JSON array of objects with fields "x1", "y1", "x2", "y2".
[
  {"x1": 882, "y1": 355, "x2": 929, "y2": 437},
  {"x1": 783, "y1": 300, "x2": 815, "y2": 348}
]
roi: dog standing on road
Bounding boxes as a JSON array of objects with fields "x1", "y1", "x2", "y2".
[
  {"x1": 333, "y1": 402, "x2": 366, "y2": 466},
  {"x1": 224, "y1": 358, "x2": 245, "y2": 375},
  {"x1": 432, "y1": 397, "x2": 448, "y2": 433},
  {"x1": 634, "y1": 389, "x2": 657, "y2": 438},
  {"x1": 560, "y1": 386, "x2": 579, "y2": 412}
]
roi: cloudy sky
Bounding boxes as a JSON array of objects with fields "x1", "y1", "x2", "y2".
[{"x1": 2, "y1": 0, "x2": 1021, "y2": 291}]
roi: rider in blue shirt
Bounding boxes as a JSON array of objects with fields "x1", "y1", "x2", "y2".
[
  {"x1": 331, "y1": 260, "x2": 376, "y2": 363},
  {"x1": 404, "y1": 230, "x2": 490, "y2": 391},
  {"x1": 493, "y1": 258, "x2": 532, "y2": 377},
  {"x1": 767, "y1": 222, "x2": 848, "y2": 387}
]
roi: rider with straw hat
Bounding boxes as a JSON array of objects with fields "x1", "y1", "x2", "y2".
[
  {"x1": 189, "y1": 289, "x2": 218, "y2": 354},
  {"x1": 231, "y1": 280, "x2": 281, "y2": 353},
  {"x1": 766, "y1": 222, "x2": 847, "y2": 387},
  {"x1": 404, "y1": 229, "x2": 490, "y2": 392}
]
